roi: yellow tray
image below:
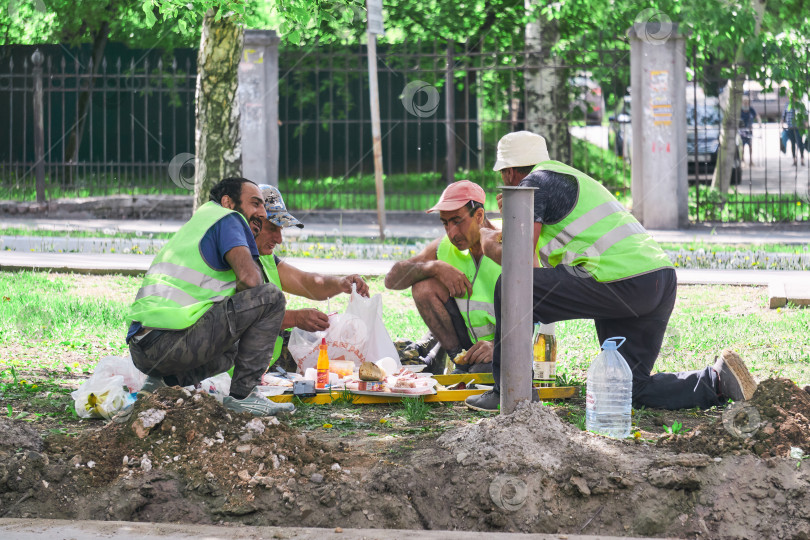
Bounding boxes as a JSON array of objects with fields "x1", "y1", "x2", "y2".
[{"x1": 267, "y1": 375, "x2": 576, "y2": 405}]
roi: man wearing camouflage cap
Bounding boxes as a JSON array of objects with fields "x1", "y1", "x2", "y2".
[{"x1": 254, "y1": 184, "x2": 370, "y2": 371}]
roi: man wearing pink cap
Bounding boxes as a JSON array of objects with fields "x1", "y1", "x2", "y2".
[{"x1": 385, "y1": 181, "x2": 501, "y2": 374}]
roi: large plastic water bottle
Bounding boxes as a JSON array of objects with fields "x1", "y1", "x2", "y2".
[{"x1": 585, "y1": 337, "x2": 632, "y2": 438}]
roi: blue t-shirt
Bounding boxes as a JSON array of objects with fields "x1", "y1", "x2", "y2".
[{"x1": 126, "y1": 213, "x2": 258, "y2": 342}]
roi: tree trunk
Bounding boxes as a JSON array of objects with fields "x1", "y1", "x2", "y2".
[
  {"x1": 194, "y1": 8, "x2": 244, "y2": 210},
  {"x1": 710, "y1": 0, "x2": 767, "y2": 193},
  {"x1": 524, "y1": 0, "x2": 570, "y2": 163},
  {"x1": 63, "y1": 20, "x2": 110, "y2": 186}
]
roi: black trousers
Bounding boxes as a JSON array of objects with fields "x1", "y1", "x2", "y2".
[
  {"x1": 444, "y1": 298, "x2": 492, "y2": 374},
  {"x1": 492, "y1": 266, "x2": 720, "y2": 410}
]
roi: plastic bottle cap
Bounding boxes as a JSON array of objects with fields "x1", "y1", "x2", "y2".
[
  {"x1": 539, "y1": 322, "x2": 555, "y2": 334},
  {"x1": 601, "y1": 336, "x2": 626, "y2": 350}
]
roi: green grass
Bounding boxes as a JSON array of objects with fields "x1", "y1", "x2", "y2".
[
  {"x1": 659, "y1": 240, "x2": 810, "y2": 254},
  {"x1": 398, "y1": 396, "x2": 431, "y2": 423},
  {"x1": 1, "y1": 272, "x2": 809, "y2": 429},
  {"x1": 0, "y1": 227, "x2": 174, "y2": 240},
  {"x1": 690, "y1": 185, "x2": 810, "y2": 222},
  {"x1": 0, "y1": 178, "x2": 189, "y2": 202}
]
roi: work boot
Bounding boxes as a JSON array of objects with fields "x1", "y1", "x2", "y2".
[
  {"x1": 138, "y1": 375, "x2": 167, "y2": 396},
  {"x1": 465, "y1": 389, "x2": 500, "y2": 412},
  {"x1": 224, "y1": 387, "x2": 295, "y2": 416},
  {"x1": 465, "y1": 388, "x2": 539, "y2": 412},
  {"x1": 714, "y1": 350, "x2": 757, "y2": 402}
]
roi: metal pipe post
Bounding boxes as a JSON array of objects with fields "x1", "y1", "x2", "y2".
[{"x1": 499, "y1": 185, "x2": 537, "y2": 415}]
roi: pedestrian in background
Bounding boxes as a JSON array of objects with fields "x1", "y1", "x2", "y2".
[
  {"x1": 740, "y1": 97, "x2": 759, "y2": 167},
  {"x1": 783, "y1": 95, "x2": 806, "y2": 167}
]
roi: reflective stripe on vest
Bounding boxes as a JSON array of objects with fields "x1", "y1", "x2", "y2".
[
  {"x1": 531, "y1": 160, "x2": 672, "y2": 282},
  {"x1": 436, "y1": 236, "x2": 501, "y2": 342},
  {"x1": 128, "y1": 202, "x2": 243, "y2": 330},
  {"x1": 146, "y1": 262, "x2": 236, "y2": 294},
  {"x1": 259, "y1": 255, "x2": 285, "y2": 366},
  {"x1": 454, "y1": 298, "x2": 496, "y2": 340}
]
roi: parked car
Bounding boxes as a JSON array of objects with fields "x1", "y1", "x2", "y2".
[
  {"x1": 609, "y1": 93, "x2": 741, "y2": 185},
  {"x1": 570, "y1": 74, "x2": 605, "y2": 125},
  {"x1": 686, "y1": 97, "x2": 742, "y2": 185}
]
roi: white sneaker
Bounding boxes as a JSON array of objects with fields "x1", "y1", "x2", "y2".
[{"x1": 223, "y1": 387, "x2": 295, "y2": 416}]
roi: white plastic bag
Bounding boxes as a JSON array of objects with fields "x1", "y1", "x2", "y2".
[
  {"x1": 90, "y1": 355, "x2": 147, "y2": 392},
  {"x1": 289, "y1": 285, "x2": 400, "y2": 373},
  {"x1": 197, "y1": 372, "x2": 232, "y2": 401},
  {"x1": 71, "y1": 374, "x2": 135, "y2": 419}
]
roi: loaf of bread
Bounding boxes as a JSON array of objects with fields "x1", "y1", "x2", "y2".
[{"x1": 359, "y1": 362, "x2": 385, "y2": 381}]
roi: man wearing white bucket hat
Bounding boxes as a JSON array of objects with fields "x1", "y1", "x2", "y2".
[
  {"x1": 465, "y1": 131, "x2": 757, "y2": 412},
  {"x1": 253, "y1": 184, "x2": 370, "y2": 373}
]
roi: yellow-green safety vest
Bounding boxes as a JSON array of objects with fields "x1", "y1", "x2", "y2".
[
  {"x1": 128, "y1": 202, "x2": 242, "y2": 329},
  {"x1": 436, "y1": 236, "x2": 501, "y2": 342},
  {"x1": 258, "y1": 254, "x2": 285, "y2": 367},
  {"x1": 531, "y1": 160, "x2": 673, "y2": 282}
]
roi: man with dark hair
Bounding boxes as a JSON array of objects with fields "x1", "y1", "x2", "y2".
[
  {"x1": 385, "y1": 181, "x2": 500, "y2": 374},
  {"x1": 465, "y1": 131, "x2": 757, "y2": 412},
  {"x1": 126, "y1": 177, "x2": 293, "y2": 416}
]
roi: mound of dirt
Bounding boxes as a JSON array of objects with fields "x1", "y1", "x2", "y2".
[
  {"x1": 662, "y1": 378, "x2": 810, "y2": 458},
  {"x1": 2, "y1": 387, "x2": 365, "y2": 523},
  {"x1": 3, "y1": 385, "x2": 810, "y2": 538}
]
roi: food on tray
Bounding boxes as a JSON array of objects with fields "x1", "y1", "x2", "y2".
[
  {"x1": 329, "y1": 359, "x2": 355, "y2": 378},
  {"x1": 359, "y1": 362, "x2": 385, "y2": 381},
  {"x1": 261, "y1": 374, "x2": 294, "y2": 387},
  {"x1": 453, "y1": 349, "x2": 469, "y2": 365}
]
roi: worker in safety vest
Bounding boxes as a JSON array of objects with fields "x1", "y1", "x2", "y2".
[
  {"x1": 385, "y1": 181, "x2": 501, "y2": 375},
  {"x1": 465, "y1": 131, "x2": 757, "y2": 412},
  {"x1": 127, "y1": 177, "x2": 294, "y2": 416},
  {"x1": 253, "y1": 184, "x2": 370, "y2": 372}
]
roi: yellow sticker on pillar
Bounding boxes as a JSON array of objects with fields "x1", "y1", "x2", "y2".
[
  {"x1": 650, "y1": 70, "x2": 672, "y2": 127},
  {"x1": 243, "y1": 48, "x2": 264, "y2": 64}
]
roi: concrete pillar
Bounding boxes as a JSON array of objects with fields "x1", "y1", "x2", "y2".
[
  {"x1": 629, "y1": 23, "x2": 688, "y2": 229},
  {"x1": 238, "y1": 29, "x2": 280, "y2": 186}
]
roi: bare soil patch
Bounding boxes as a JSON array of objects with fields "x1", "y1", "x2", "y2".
[{"x1": 2, "y1": 382, "x2": 810, "y2": 538}]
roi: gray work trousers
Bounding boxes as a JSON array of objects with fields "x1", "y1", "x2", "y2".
[{"x1": 129, "y1": 283, "x2": 286, "y2": 398}]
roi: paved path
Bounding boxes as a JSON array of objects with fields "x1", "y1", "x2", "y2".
[
  {"x1": 2, "y1": 251, "x2": 807, "y2": 287},
  {"x1": 2, "y1": 217, "x2": 809, "y2": 245},
  {"x1": 0, "y1": 518, "x2": 645, "y2": 540}
]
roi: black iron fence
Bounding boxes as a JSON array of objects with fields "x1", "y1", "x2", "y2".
[
  {"x1": 3, "y1": 39, "x2": 805, "y2": 222},
  {"x1": 686, "y1": 51, "x2": 810, "y2": 223},
  {"x1": 275, "y1": 37, "x2": 634, "y2": 212},
  {"x1": 0, "y1": 45, "x2": 198, "y2": 200}
]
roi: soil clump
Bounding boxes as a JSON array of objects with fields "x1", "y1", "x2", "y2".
[
  {"x1": 1, "y1": 384, "x2": 809, "y2": 538},
  {"x1": 663, "y1": 378, "x2": 810, "y2": 458}
]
